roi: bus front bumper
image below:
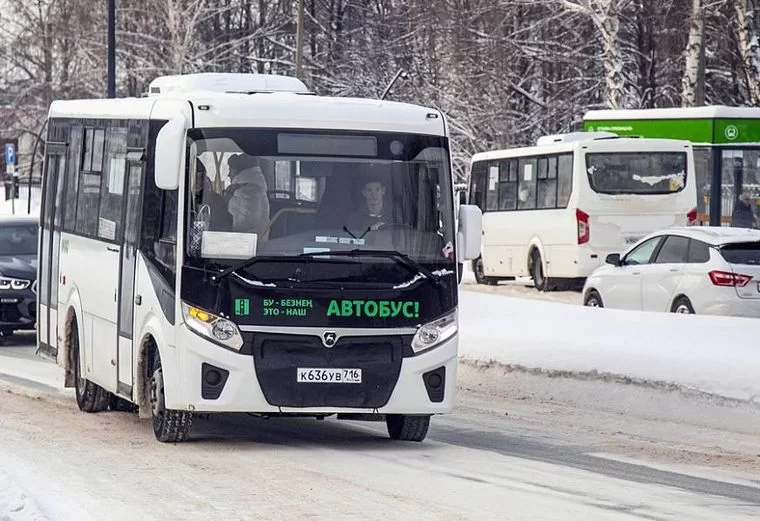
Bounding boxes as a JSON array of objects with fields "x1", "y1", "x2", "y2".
[{"x1": 169, "y1": 325, "x2": 457, "y2": 415}]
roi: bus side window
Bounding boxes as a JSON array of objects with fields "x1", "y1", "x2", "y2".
[
  {"x1": 557, "y1": 153, "x2": 573, "y2": 208},
  {"x1": 498, "y1": 160, "x2": 517, "y2": 211},
  {"x1": 469, "y1": 161, "x2": 487, "y2": 211},
  {"x1": 486, "y1": 163, "x2": 499, "y2": 211},
  {"x1": 517, "y1": 158, "x2": 537, "y2": 210}
]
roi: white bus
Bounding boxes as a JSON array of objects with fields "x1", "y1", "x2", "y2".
[
  {"x1": 37, "y1": 73, "x2": 481, "y2": 442},
  {"x1": 468, "y1": 132, "x2": 697, "y2": 290}
]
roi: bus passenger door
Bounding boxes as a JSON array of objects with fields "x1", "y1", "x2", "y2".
[
  {"x1": 38, "y1": 144, "x2": 67, "y2": 357},
  {"x1": 116, "y1": 156, "x2": 144, "y2": 398}
]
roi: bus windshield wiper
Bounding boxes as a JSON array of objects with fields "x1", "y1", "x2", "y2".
[
  {"x1": 299, "y1": 249, "x2": 442, "y2": 286},
  {"x1": 210, "y1": 255, "x2": 296, "y2": 283}
]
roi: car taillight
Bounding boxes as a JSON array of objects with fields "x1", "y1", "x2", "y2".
[
  {"x1": 687, "y1": 208, "x2": 698, "y2": 226},
  {"x1": 708, "y1": 270, "x2": 752, "y2": 287},
  {"x1": 576, "y1": 209, "x2": 590, "y2": 245}
]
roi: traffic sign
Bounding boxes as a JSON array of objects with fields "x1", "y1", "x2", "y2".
[{"x1": 5, "y1": 143, "x2": 15, "y2": 165}]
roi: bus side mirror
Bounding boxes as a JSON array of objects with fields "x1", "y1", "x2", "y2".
[
  {"x1": 457, "y1": 204, "x2": 482, "y2": 262},
  {"x1": 154, "y1": 118, "x2": 186, "y2": 190}
]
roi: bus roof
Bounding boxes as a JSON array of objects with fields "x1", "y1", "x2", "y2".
[
  {"x1": 584, "y1": 106, "x2": 760, "y2": 121},
  {"x1": 48, "y1": 74, "x2": 447, "y2": 136},
  {"x1": 470, "y1": 136, "x2": 691, "y2": 163}
]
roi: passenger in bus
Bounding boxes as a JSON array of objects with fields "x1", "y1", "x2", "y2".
[
  {"x1": 226, "y1": 153, "x2": 271, "y2": 238},
  {"x1": 732, "y1": 192, "x2": 757, "y2": 228},
  {"x1": 195, "y1": 159, "x2": 232, "y2": 231},
  {"x1": 350, "y1": 178, "x2": 394, "y2": 231}
]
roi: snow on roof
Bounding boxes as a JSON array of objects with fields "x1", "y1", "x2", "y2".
[
  {"x1": 147, "y1": 73, "x2": 310, "y2": 96},
  {"x1": 584, "y1": 106, "x2": 760, "y2": 121}
]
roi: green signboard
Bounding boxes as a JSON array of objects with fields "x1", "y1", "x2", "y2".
[{"x1": 583, "y1": 117, "x2": 760, "y2": 145}]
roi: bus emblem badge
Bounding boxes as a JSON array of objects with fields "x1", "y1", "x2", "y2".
[{"x1": 322, "y1": 331, "x2": 338, "y2": 348}]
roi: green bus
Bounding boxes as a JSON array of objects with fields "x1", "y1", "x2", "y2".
[{"x1": 583, "y1": 107, "x2": 760, "y2": 228}]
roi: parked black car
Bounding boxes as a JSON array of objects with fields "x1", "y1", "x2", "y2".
[{"x1": 0, "y1": 216, "x2": 38, "y2": 339}]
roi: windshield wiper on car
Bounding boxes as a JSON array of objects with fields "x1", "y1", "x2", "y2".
[{"x1": 299, "y1": 249, "x2": 442, "y2": 287}]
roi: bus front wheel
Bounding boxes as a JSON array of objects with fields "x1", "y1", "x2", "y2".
[
  {"x1": 386, "y1": 414, "x2": 430, "y2": 442},
  {"x1": 148, "y1": 349, "x2": 192, "y2": 443}
]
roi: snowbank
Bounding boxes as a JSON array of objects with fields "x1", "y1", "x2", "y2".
[
  {"x1": 459, "y1": 290, "x2": 760, "y2": 402},
  {"x1": 0, "y1": 469, "x2": 49, "y2": 521}
]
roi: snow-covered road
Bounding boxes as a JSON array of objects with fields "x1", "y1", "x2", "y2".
[{"x1": 1, "y1": 342, "x2": 758, "y2": 521}]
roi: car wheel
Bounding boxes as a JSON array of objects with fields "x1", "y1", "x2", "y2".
[
  {"x1": 71, "y1": 319, "x2": 111, "y2": 413},
  {"x1": 584, "y1": 290, "x2": 604, "y2": 308},
  {"x1": 386, "y1": 415, "x2": 430, "y2": 442},
  {"x1": 671, "y1": 297, "x2": 695, "y2": 315}
]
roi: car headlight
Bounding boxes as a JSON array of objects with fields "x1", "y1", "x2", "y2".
[
  {"x1": 0, "y1": 276, "x2": 31, "y2": 290},
  {"x1": 182, "y1": 302, "x2": 244, "y2": 351},
  {"x1": 411, "y1": 310, "x2": 457, "y2": 354}
]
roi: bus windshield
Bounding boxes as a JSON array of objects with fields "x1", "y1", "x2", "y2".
[
  {"x1": 185, "y1": 129, "x2": 455, "y2": 280},
  {"x1": 585, "y1": 152, "x2": 687, "y2": 195}
]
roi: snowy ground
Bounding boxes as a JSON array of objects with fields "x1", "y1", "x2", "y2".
[
  {"x1": 1, "y1": 282, "x2": 759, "y2": 519},
  {"x1": 0, "y1": 186, "x2": 41, "y2": 217},
  {"x1": 0, "y1": 352, "x2": 759, "y2": 521}
]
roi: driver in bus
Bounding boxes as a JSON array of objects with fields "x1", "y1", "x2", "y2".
[
  {"x1": 225, "y1": 153, "x2": 270, "y2": 239},
  {"x1": 350, "y1": 178, "x2": 394, "y2": 231}
]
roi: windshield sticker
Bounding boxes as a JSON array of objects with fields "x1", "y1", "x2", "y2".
[
  {"x1": 262, "y1": 298, "x2": 314, "y2": 317},
  {"x1": 315, "y1": 236, "x2": 339, "y2": 243},
  {"x1": 339, "y1": 237, "x2": 365, "y2": 245},
  {"x1": 326, "y1": 299, "x2": 420, "y2": 318},
  {"x1": 632, "y1": 171, "x2": 685, "y2": 188},
  {"x1": 303, "y1": 247, "x2": 331, "y2": 254}
]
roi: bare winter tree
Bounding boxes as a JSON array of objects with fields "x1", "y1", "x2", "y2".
[
  {"x1": 682, "y1": 0, "x2": 705, "y2": 106},
  {"x1": 557, "y1": 0, "x2": 635, "y2": 109}
]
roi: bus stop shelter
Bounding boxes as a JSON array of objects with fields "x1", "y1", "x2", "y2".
[{"x1": 583, "y1": 106, "x2": 760, "y2": 228}]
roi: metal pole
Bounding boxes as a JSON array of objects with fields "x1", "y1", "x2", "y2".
[
  {"x1": 107, "y1": 0, "x2": 116, "y2": 98},
  {"x1": 380, "y1": 69, "x2": 405, "y2": 100},
  {"x1": 28, "y1": 121, "x2": 47, "y2": 215},
  {"x1": 295, "y1": 0, "x2": 304, "y2": 78}
]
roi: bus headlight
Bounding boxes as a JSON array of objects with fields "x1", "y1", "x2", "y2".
[
  {"x1": 182, "y1": 302, "x2": 244, "y2": 351},
  {"x1": 411, "y1": 311, "x2": 457, "y2": 354}
]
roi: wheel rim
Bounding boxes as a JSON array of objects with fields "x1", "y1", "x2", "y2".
[
  {"x1": 587, "y1": 297, "x2": 600, "y2": 307},
  {"x1": 675, "y1": 304, "x2": 691, "y2": 314}
]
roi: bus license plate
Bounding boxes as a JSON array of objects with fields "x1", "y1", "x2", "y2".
[{"x1": 297, "y1": 368, "x2": 362, "y2": 384}]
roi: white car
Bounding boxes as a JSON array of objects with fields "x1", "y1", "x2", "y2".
[{"x1": 583, "y1": 227, "x2": 760, "y2": 318}]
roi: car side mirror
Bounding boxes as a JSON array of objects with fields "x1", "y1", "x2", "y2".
[{"x1": 605, "y1": 253, "x2": 621, "y2": 266}]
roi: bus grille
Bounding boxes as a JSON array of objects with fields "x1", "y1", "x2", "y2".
[{"x1": 247, "y1": 333, "x2": 404, "y2": 408}]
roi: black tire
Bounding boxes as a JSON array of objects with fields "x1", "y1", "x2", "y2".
[
  {"x1": 472, "y1": 257, "x2": 498, "y2": 286},
  {"x1": 149, "y1": 349, "x2": 192, "y2": 443},
  {"x1": 386, "y1": 415, "x2": 430, "y2": 442},
  {"x1": 584, "y1": 290, "x2": 604, "y2": 308},
  {"x1": 71, "y1": 320, "x2": 110, "y2": 413},
  {"x1": 530, "y1": 250, "x2": 551, "y2": 292},
  {"x1": 671, "y1": 296, "x2": 695, "y2": 315}
]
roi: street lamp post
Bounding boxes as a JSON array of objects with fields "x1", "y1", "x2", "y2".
[{"x1": 108, "y1": 0, "x2": 116, "y2": 98}]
